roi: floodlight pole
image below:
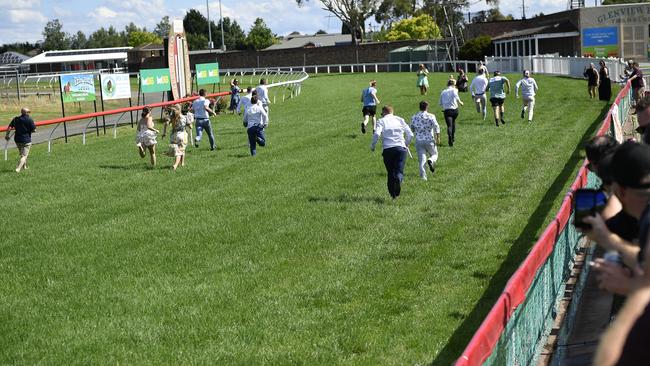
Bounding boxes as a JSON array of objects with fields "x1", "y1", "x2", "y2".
[
  {"x1": 206, "y1": 0, "x2": 214, "y2": 50},
  {"x1": 219, "y1": 0, "x2": 226, "y2": 51}
]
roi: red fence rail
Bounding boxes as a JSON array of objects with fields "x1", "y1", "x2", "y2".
[{"x1": 455, "y1": 81, "x2": 631, "y2": 366}]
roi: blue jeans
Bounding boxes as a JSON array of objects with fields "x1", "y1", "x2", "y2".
[
  {"x1": 382, "y1": 147, "x2": 407, "y2": 198},
  {"x1": 195, "y1": 118, "x2": 215, "y2": 150},
  {"x1": 247, "y1": 126, "x2": 266, "y2": 156}
]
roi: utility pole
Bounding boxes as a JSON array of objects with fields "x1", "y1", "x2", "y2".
[
  {"x1": 521, "y1": 0, "x2": 527, "y2": 19},
  {"x1": 219, "y1": 0, "x2": 226, "y2": 51},
  {"x1": 206, "y1": 0, "x2": 214, "y2": 49}
]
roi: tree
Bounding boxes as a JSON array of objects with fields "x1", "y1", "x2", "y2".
[
  {"x1": 384, "y1": 14, "x2": 441, "y2": 40},
  {"x1": 375, "y1": 0, "x2": 418, "y2": 26},
  {"x1": 219, "y1": 17, "x2": 247, "y2": 50},
  {"x1": 295, "y1": 0, "x2": 378, "y2": 45},
  {"x1": 42, "y1": 19, "x2": 70, "y2": 51},
  {"x1": 459, "y1": 35, "x2": 492, "y2": 60},
  {"x1": 316, "y1": 29, "x2": 328, "y2": 35},
  {"x1": 245, "y1": 18, "x2": 275, "y2": 50},
  {"x1": 187, "y1": 33, "x2": 209, "y2": 51},
  {"x1": 128, "y1": 31, "x2": 162, "y2": 47},
  {"x1": 87, "y1": 26, "x2": 125, "y2": 48},
  {"x1": 68, "y1": 31, "x2": 88, "y2": 49},
  {"x1": 154, "y1": 16, "x2": 171, "y2": 38}
]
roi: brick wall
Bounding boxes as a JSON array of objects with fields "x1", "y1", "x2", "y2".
[{"x1": 128, "y1": 39, "x2": 453, "y2": 72}]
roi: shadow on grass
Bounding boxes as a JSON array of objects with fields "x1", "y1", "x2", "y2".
[
  {"x1": 99, "y1": 163, "x2": 151, "y2": 171},
  {"x1": 429, "y1": 102, "x2": 610, "y2": 366},
  {"x1": 308, "y1": 194, "x2": 386, "y2": 205},
  {"x1": 228, "y1": 153, "x2": 250, "y2": 158}
]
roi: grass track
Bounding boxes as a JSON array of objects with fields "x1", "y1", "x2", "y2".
[{"x1": 0, "y1": 72, "x2": 611, "y2": 365}]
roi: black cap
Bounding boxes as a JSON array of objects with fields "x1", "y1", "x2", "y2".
[
  {"x1": 612, "y1": 141, "x2": 650, "y2": 188},
  {"x1": 597, "y1": 153, "x2": 615, "y2": 186}
]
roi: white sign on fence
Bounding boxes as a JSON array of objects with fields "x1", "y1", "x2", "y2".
[{"x1": 100, "y1": 73, "x2": 131, "y2": 100}]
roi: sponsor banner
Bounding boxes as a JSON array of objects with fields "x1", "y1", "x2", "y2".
[
  {"x1": 140, "y1": 68, "x2": 171, "y2": 93},
  {"x1": 60, "y1": 74, "x2": 96, "y2": 103},
  {"x1": 582, "y1": 27, "x2": 619, "y2": 57},
  {"x1": 100, "y1": 73, "x2": 131, "y2": 100},
  {"x1": 196, "y1": 63, "x2": 220, "y2": 85}
]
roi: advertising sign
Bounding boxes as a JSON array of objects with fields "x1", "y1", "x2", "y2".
[
  {"x1": 60, "y1": 74, "x2": 96, "y2": 103},
  {"x1": 196, "y1": 63, "x2": 220, "y2": 85},
  {"x1": 100, "y1": 73, "x2": 131, "y2": 100},
  {"x1": 140, "y1": 68, "x2": 171, "y2": 93},
  {"x1": 582, "y1": 27, "x2": 619, "y2": 57}
]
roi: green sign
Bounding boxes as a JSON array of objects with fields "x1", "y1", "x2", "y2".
[
  {"x1": 140, "y1": 68, "x2": 171, "y2": 93},
  {"x1": 196, "y1": 63, "x2": 220, "y2": 85},
  {"x1": 60, "y1": 74, "x2": 96, "y2": 103}
]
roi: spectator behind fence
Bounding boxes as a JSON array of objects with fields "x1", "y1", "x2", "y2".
[
  {"x1": 634, "y1": 96, "x2": 650, "y2": 145},
  {"x1": 585, "y1": 135, "x2": 622, "y2": 220},
  {"x1": 599, "y1": 60, "x2": 612, "y2": 101},
  {"x1": 370, "y1": 105, "x2": 413, "y2": 199},
  {"x1": 629, "y1": 62, "x2": 645, "y2": 106},
  {"x1": 584, "y1": 63, "x2": 599, "y2": 99},
  {"x1": 4, "y1": 107, "x2": 35, "y2": 173},
  {"x1": 243, "y1": 95, "x2": 268, "y2": 156}
]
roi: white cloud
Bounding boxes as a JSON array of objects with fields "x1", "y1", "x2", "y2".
[
  {"x1": 8, "y1": 9, "x2": 47, "y2": 24},
  {"x1": 0, "y1": 0, "x2": 40, "y2": 9},
  {"x1": 53, "y1": 6, "x2": 72, "y2": 17},
  {"x1": 92, "y1": 6, "x2": 119, "y2": 19}
]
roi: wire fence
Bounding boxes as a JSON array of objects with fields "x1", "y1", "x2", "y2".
[{"x1": 455, "y1": 81, "x2": 633, "y2": 366}]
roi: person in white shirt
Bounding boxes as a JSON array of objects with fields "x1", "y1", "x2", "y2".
[
  {"x1": 470, "y1": 68, "x2": 489, "y2": 120},
  {"x1": 515, "y1": 70, "x2": 539, "y2": 123},
  {"x1": 439, "y1": 79, "x2": 464, "y2": 147},
  {"x1": 191, "y1": 89, "x2": 216, "y2": 150},
  {"x1": 411, "y1": 101, "x2": 440, "y2": 180},
  {"x1": 478, "y1": 61, "x2": 489, "y2": 76},
  {"x1": 237, "y1": 87, "x2": 254, "y2": 115},
  {"x1": 371, "y1": 105, "x2": 414, "y2": 199},
  {"x1": 255, "y1": 78, "x2": 270, "y2": 114},
  {"x1": 243, "y1": 95, "x2": 269, "y2": 156}
]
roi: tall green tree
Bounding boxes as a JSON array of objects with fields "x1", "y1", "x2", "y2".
[
  {"x1": 245, "y1": 18, "x2": 275, "y2": 50},
  {"x1": 219, "y1": 17, "x2": 247, "y2": 50},
  {"x1": 384, "y1": 14, "x2": 442, "y2": 40},
  {"x1": 128, "y1": 31, "x2": 162, "y2": 47},
  {"x1": 295, "y1": 0, "x2": 378, "y2": 45},
  {"x1": 42, "y1": 19, "x2": 70, "y2": 51},
  {"x1": 186, "y1": 33, "x2": 209, "y2": 51},
  {"x1": 154, "y1": 16, "x2": 171, "y2": 38},
  {"x1": 68, "y1": 31, "x2": 88, "y2": 49},
  {"x1": 87, "y1": 26, "x2": 124, "y2": 48}
]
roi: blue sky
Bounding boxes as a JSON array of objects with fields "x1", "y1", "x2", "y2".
[{"x1": 1, "y1": 0, "x2": 570, "y2": 45}]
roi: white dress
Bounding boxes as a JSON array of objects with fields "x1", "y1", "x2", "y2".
[{"x1": 136, "y1": 118, "x2": 157, "y2": 147}]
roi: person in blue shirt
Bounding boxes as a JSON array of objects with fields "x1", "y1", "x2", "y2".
[
  {"x1": 486, "y1": 71, "x2": 511, "y2": 127},
  {"x1": 360, "y1": 80, "x2": 380, "y2": 134},
  {"x1": 4, "y1": 107, "x2": 36, "y2": 173}
]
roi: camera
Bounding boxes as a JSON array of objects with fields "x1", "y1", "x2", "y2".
[{"x1": 573, "y1": 188, "x2": 608, "y2": 229}]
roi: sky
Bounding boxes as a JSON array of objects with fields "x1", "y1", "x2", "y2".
[{"x1": 0, "y1": 0, "x2": 573, "y2": 45}]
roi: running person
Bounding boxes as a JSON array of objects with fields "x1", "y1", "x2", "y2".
[
  {"x1": 370, "y1": 105, "x2": 413, "y2": 199},
  {"x1": 410, "y1": 101, "x2": 440, "y2": 180},
  {"x1": 135, "y1": 106, "x2": 160, "y2": 167},
  {"x1": 255, "y1": 78, "x2": 270, "y2": 114},
  {"x1": 515, "y1": 70, "x2": 539, "y2": 123},
  {"x1": 487, "y1": 71, "x2": 511, "y2": 127},
  {"x1": 439, "y1": 79, "x2": 464, "y2": 147},
  {"x1": 360, "y1": 80, "x2": 380, "y2": 134},
  {"x1": 470, "y1": 68, "x2": 489, "y2": 120},
  {"x1": 416, "y1": 64, "x2": 429, "y2": 95},
  {"x1": 229, "y1": 79, "x2": 242, "y2": 114},
  {"x1": 243, "y1": 95, "x2": 269, "y2": 156}
]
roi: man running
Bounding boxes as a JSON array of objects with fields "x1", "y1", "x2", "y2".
[
  {"x1": 411, "y1": 101, "x2": 440, "y2": 180},
  {"x1": 487, "y1": 71, "x2": 511, "y2": 127},
  {"x1": 255, "y1": 79, "x2": 270, "y2": 114},
  {"x1": 515, "y1": 70, "x2": 539, "y2": 123},
  {"x1": 470, "y1": 68, "x2": 489, "y2": 120},
  {"x1": 360, "y1": 80, "x2": 380, "y2": 134},
  {"x1": 439, "y1": 79, "x2": 463, "y2": 147},
  {"x1": 4, "y1": 107, "x2": 36, "y2": 173},
  {"x1": 370, "y1": 105, "x2": 413, "y2": 199}
]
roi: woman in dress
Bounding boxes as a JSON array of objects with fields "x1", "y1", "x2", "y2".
[
  {"x1": 457, "y1": 68, "x2": 469, "y2": 92},
  {"x1": 584, "y1": 63, "x2": 599, "y2": 99},
  {"x1": 135, "y1": 106, "x2": 160, "y2": 167},
  {"x1": 162, "y1": 104, "x2": 190, "y2": 171},
  {"x1": 229, "y1": 79, "x2": 242, "y2": 114},
  {"x1": 416, "y1": 64, "x2": 429, "y2": 95},
  {"x1": 598, "y1": 60, "x2": 612, "y2": 101}
]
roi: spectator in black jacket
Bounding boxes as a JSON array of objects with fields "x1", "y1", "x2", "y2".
[{"x1": 4, "y1": 107, "x2": 36, "y2": 173}]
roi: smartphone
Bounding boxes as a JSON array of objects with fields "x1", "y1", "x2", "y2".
[{"x1": 573, "y1": 189, "x2": 608, "y2": 229}]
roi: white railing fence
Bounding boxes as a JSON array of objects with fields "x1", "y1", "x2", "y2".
[{"x1": 486, "y1": 56, "x2": 627, "y2": 80}]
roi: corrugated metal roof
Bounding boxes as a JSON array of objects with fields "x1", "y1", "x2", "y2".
[
  {"x1": 22, "y1": 47, "x2": 132, "y2": 65},
  {"x1": 265, "y1": 33, "x2": 354, "y2": 50},
  {"x1": 0, "y1": 51, "x2": 30, "y2": 65}
]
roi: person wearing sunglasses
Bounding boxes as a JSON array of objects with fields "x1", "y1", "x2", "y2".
[
  {"x1": 635, "y1": 96, "x2": 650, "y2": 145},
  {"x1": 4, "y1": 107, "x2": 36, "y2": 173}
]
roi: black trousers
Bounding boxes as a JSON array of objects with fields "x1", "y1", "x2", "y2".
[
  {"x1": 382, "y1": 147, "x2": 407, "y2": 198},
  {"x1": 444, "y1": 109, "x2": 459, "y2": 143}
]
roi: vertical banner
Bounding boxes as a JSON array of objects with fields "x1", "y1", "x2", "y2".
[
  {"x1": 140, "y1": 68, "x2": 171, "y2": 93},
  {"x1": 168, "y1": 18, "x2": 192, "y2": 100},
  {"x1": 100, "y1": 73, "x2": 132, "y2": 100},
  {"x1": 582, "y1": 27, "x2": 619, "y2": 57},
  {"x1": 60, "y1": 74, "x2": 97, "y2": 103},
  {"x1": 196, "y1": 63, "x2": 220, "y2": 85}
]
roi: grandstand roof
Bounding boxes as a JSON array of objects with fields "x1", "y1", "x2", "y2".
[
  {"x1": 22, "y1": 47, "x2": 132, "y2": 65},
  {"x1": 0, "y1": 51, "x2": 29, "y2": 65},
  {"x1": 265, "y1": 33, "x2": 354, "y2": 50}
]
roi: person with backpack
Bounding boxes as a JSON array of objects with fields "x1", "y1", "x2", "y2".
[{"x1": 4, "y1": 107, "x2": 36, "y2": 173}]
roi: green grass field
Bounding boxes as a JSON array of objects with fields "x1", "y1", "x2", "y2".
[{"x1": 0, "y1": 72, "x2": 611, "y2": 365}]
